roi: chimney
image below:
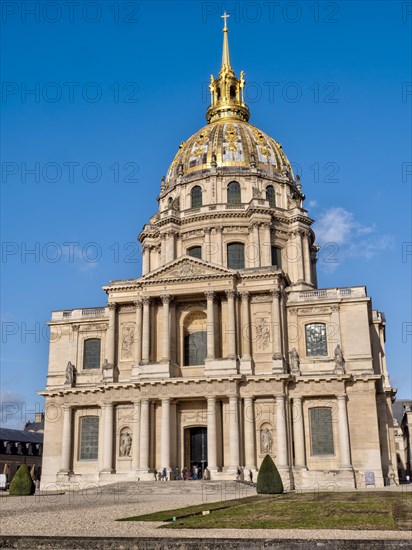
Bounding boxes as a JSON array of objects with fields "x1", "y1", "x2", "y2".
[{"x1": 35, "y1": 412, "x2": 44, "y2": 424}]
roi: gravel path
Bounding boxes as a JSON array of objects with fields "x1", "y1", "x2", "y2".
[{"x1": 0, "y1": 482, "x2": 410, "y2": 540}]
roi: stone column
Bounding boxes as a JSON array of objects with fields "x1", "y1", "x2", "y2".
[
  {"x1": 141, "y1": 297, "x2": 150, "y2": 364},
  {"x1": 160, "y1": 234, "x2": 166, "y2": 265},
  {"x1": 240, "y1": 292, "x2": 251, "y2": 360},
  {"x1": 161, "y1": 295, "x2": 171, "y2": 362},
  {"x1": 161, "y1": 398, "x2": 171, "y2": 472},
  {"x1": 271, "y1": 290, "x2": 282, "y2": 360},
  {"x1": 139, "y1": 399, "x2": 150, "y2": 471},
  {"x1": 295, "y1": 231, "x2": 304, "y2": 282},
  {"x1": 302, "y1": 231, "x2": 312, "y2": 284},
  {"x1": 244, "y1": 397, "x2": 256, "y2": 470},
  {"x1": 166, "y1": 231, "x2": 175, "y2": 263},
  {"x1": 106, "y1": 303, "x2": 116, "y2": 366},
  {"x1": 226, "y1": 290, "x2": 237, "y2": 360},
  {"x1": 207, "y1": 396, "x2": 218, "y2": 471},
  {"x1": 261, "y1": 222, "x2": 272, "y2": 267},
  {"x1": 59, "y1": 405, "x2": 72, "y2": 473},
  {"x1": 102, "y1": 403, "x2": 114, "y2": 473},
  {"x1": 205, "y1": 291, "x2": 215, "y2": 359},
  {"x1": 337, "y1": 395, "x2": 352, "y2": 469},
  {"x1": 216, "y1": 226, "x2": 223, "y2": 265},
  {"x1": 142, "y1": 245, "x2": 150, "y2": 275},
  {"x1": 251, "y1": 222, "x2": 260, "y2": 268},
  {"x1": 276, "y1": 395, "x2": 288, "y2": 468},
  {"x1": 204, "y1": 228, "x2": 212, "y2": 263},
  {"x1": 229, "y1": 396, "x2": 240, "y2": 469},
  {"x1": 292, "y1": 397, "x2": 306, "y2": 468},
  {"x1": 132, "y1": 400, "x2": 141, "y2": 470},
  {"x1": 134, "y1": 300, "x2": 143, "y2": 364}
]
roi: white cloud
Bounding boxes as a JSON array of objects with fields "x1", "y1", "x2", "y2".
[{"x1": 314, "y1": 207, "x2": 393, "y2": 270}]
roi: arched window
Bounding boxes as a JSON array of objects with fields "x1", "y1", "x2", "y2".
[
  {"x1": 183, "y1": 311, "x2": 207, "y2": 366},
  {"x1": 230, "y1": 85, "x2": 236, "y2": 99},
  {"x1": 227, "y1": 181, "x2": 241, "y2": 205},
  {"x1": 168, "y1": 197, "x2": 173, "y2": 209},
  {"x1": 309, "y1": 407, "x2": 334, "y2": 455},
  {"x1": 187, "y1": 246, "x2": 202, "y2": 259},
  {"x1": 227, "y1": 242, "x2": 245, "y2": 269},
  {"x1": 191, "y1": 186, "x2": 202, "y2": 208},
  {"x1": 271, "y1": 246, "x2": 282, "y2": 268},
  {"x1": 83, "y1": 338, "x2": 101, "y2": 369},
  {"x1": 305, "y1": 323, "x2": 327, "y2": 357},
  {"x1": 266, "y1": 185, "x2": 276, "y2": 207},
  {"x1": 184, "y1": 332, "x2": 207, "y2": 366},
  {"x1": 79, "y1": 416, "x2": 99, "y2": 460}
]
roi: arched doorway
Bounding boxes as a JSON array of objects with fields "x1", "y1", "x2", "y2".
[{"x1": 184, "y1": 427, "x2": 208, "y2": 478}]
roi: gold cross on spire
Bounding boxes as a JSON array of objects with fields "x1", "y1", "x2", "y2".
[{"x1": 221, "y1": 11, "x2": 230, "y2": 30}]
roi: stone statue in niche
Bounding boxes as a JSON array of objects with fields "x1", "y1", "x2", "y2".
[
  {"x1": 260, "y1": 427, "x2": 273, "y2": 454},
  {"x1": 334, "y1": 344, "x2": 345, "y2": 374},
  {"x1": 119, "y1": 432, "x2": 132, "y2": 457},
  {"x1": 256, "y1": 319, "x2": 270, "y2": 350},
  {"x1": 121, "y1": 323, "x2": 135, "y2": 360},
  {"x1": 64, "y1": 361, "x2": 77, "y2": 387},
  {"x1": 289, "y1": 347, "x2": 300, "y2": 374}
]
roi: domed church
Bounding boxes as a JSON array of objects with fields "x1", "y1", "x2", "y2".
[{"x1": 41, "y1": 16, "x2": 398, "y2": 490}]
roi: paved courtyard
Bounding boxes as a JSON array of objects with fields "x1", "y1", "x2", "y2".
[{"x1": 0, "y1": 482, "x2": 411, "y2": 540}]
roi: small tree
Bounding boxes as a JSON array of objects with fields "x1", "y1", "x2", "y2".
[
  {"x1": 9, "y1": 464, "x2": 35, "y2": 496},
  {"x1": 256, "y1": 454, "x2": 284, "y2": 494}
]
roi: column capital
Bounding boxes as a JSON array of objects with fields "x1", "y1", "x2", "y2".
[
  {"x1": 160, "y1": 233, "x2": 167, "y2": 241},
  {"x1": 262, "y1": 221, "x2": 271, "y2": 229},
  {"x1": 293, "y1": 395, "x2": 303, "y2": 402},
  {"x1": 271, "y1": 289, "x2": 281, "y2": 299},
  {"x1": 205, "y1": 290, "x2": 215, "y2": 301},
  {"x1": 243, "y1": 395, "x2": 254, "y2": 403},
  {"x1": 142, "y1": 296, "x2": 151, "y2": 305},
  {"x1": 108, "y1": 302, "x2": 117, "y2": 311},
  {"x1": 204, "y1": 227, "x2": 212, "y2": 235},
  {"x1": 132, "y1": 399, "x2": 141, "y2": 406},
  {"x1": 62, "y1": 404, "x2": 71, "y2": 412},
  {"x1": 215, "y1": 225, "x2": 223, "y2": 234},
  {"x1": 140, "y1": 398, "x2": 150, "y2": 405},
  {"x1": 134, "y1": 300, "x2": 143, "y2": 309},
  {"x1": 101, "y1": 401, "x2": 114, "y2": 409},
  {"x1": 337, "y1": 394, "x2": 347, "y2": 401},
  {"x1": 207, "y1": 395, "x2": 217, "y2": 404},
  {"x1": 161, "y1": 397, "x2": 170, "y2": 404},
  {"x1": 225, "y1": 289, "x2": 237, "y2": 299},
  {"x1": 160, "y1": 294, "x2": 172, "y2": 304},
  {"x1": 239, "y1": 291, "x2": 250, "y2": 301}
]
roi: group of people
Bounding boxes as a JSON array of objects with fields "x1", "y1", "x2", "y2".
[
  {"x1": 153, "y1": 465, "x2": 210, "y2": 481},
  {"x1": 236, "y1": 467, "x2": 254, "y2": 483},
  {"x1": 151, "y1": 466, "x2": 255, "y2": 483}
]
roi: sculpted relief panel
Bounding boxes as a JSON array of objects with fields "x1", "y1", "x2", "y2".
[{"x1": 121, "y1": 322, "x2": 135, "y2": 360}]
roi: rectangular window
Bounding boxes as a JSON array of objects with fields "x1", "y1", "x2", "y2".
[
  {"x1": 227, "y1": 243, "x2": 245, "y2": 269},
  {"x1": 271, "y1": 246, "x2": 282, "y2": 268},
  {"x1": 310, "y1": 407, "x2": 334, "y2": 455},
  {"x1": 305, "y1": 323, "x2": 327, "y2": 356},
  {"x1": 79, "y1": 416, "x2": 99, "y2": 460},
  {"x1": 83, "y1": 339, "x2": 101, "y2": 369}
]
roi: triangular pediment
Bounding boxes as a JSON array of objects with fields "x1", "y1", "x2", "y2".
[{"x1": 141, "y1": 256, "x2": 235, "y2": 283}]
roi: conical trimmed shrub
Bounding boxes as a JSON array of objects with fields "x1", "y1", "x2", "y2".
[
  {"x1": 9, "y1": 464, "x2": 35, "y2": 496},
  {"x1": 256, "y1": 454, "x2": 284, "y2": 494}
]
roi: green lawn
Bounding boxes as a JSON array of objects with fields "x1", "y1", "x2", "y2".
[{"x1": 118, "y1": 491, "x2": 412, "y2": 530}]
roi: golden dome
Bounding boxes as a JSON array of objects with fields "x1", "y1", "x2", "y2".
[
  {"x1": 165, "y1": 120, "x2": 293, "y2": 185},
  {"x1": 165, "y1": 13, "x2": 293, "y2": 187}
]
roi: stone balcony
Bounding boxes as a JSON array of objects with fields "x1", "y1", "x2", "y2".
[
  {"x1": 289, "y1": 286, "x2": 366, "y2": 302},
  {"x1": 51, "y1": 307, "x2": 108, "y2": 321}
]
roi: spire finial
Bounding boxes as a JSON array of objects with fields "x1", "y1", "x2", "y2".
[
  {"x1": 221, "y1": 11, "x2": 230, "y2": 30},
  {"x1": 221, "y1": 11, "x2": 232, "y2": 72}
]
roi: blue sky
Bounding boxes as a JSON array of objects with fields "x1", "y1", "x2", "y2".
[{"x1": 1, "y1": 0, "x2": 411, "y2": 427}]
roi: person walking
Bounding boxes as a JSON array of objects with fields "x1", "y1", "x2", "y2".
[{"x1": 249, "y1": 469, "x2": 253, "y2": 483}]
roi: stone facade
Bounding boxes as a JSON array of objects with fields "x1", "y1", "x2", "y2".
[{"x1": 40, "y1": 21, "x2": 398, "y2": 490}]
